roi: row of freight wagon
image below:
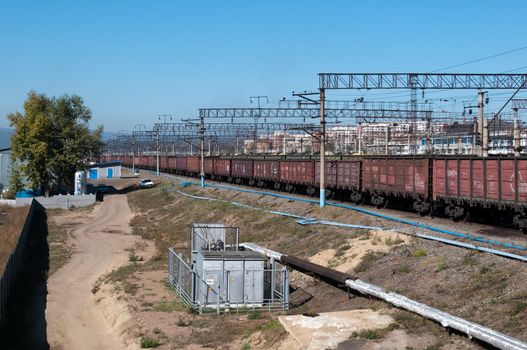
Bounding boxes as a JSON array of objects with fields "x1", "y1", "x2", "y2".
[{"x1": 107, "y1": 154, "x2": 527, "y2": 231}]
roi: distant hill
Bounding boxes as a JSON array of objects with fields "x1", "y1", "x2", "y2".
[{"x1": 0, "y1": 127, "x2": 117, "y2": 149}]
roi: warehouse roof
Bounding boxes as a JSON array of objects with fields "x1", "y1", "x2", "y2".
[{"x1": 87, "y1": 160, "x2": 122, "y2": 168}]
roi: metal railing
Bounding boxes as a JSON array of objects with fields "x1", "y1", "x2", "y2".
[
  {"x1": 168, "y1": 248, "x2": 288, "y2": 314},
  {"x1": 0, "y1": 199, "x2": 36, "y2": 324}
]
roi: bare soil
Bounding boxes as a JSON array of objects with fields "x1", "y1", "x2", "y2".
[
  {"x1": 45, "y1": 194, "x2": 154, "y2": 350},
  {"x1": 45, "y1": 169, "x2": 526, "y2": 349},
  {"x1": 116, "y1": 173, "x2": 527, "y2": 349},
  {"x1": 0, "y1": 204, "x2": 30, "y2": 271}
]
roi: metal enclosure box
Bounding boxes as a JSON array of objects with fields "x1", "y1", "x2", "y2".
[{"x1": 194, "y1": 250, "x2": 265, "y2": 307}]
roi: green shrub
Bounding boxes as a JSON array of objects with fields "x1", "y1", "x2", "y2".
[
  {"x1": 140, "y1": 337, "x2": 160, "y2": 348},
  {"x1": 247, "y1": 310, "x2": 263, "y2": 320},
  {"x1": 354, "y1": 252, "x2": 383, "y2": 272},
  {"x1": 351, "y1": 329, "x2": 382, "y2": 339},
  {"x1": 412, "y1": 249, "x2": 427, "y2": 258},
  {"x1": 153, "y1": 300, "x2": 185, "y2": 312},
  {"x1": 398, "y1": 264, "x2": 411, "y2": 273},
  {"x1": 435, "y1": 258, "x2": 449, "y2": 272}
]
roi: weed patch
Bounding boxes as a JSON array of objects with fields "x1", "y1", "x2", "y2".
[
  {"x1": 412, "y1": 249, "x2": 427, "y2": 258},
  {"x1": 435, "y1": 257, "x2": 449, "y2": 272},
  {"x1": 140, "y1": 337, "x2": 160, "y2": 348},
  {"x1": 351, "y1": 329, "x2": 383, "y2": 339},
  {"x1": 247, "y1": 310, "x2": 263, "y2": 320},
  {"x1": 384, "y1": 236, "x2": 405, "y2": 246},
  {"x1": 354, "y1": 252, "x2": 384, "y2": 273},
  {"x1": 153, "y1": 300, "x2": 186, "y2": 312}
]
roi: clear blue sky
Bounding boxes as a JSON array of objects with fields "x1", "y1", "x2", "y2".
[{"x1": 1, "y1": 0, "x2": 527, "y2": 132}]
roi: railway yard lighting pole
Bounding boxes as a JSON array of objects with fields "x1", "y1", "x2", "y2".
[
  {"x1": 155, "y1": 127, "x2": 160, "y2": 176},
  {"x1": 511, "y1": 99, "x2": 527, "y2": 156},
  {"x1": 132, "y1": 133, "x2": 136, "y2": 174},
  {"x1": 200, "y1": 113, "x2": 205, "y2": 188},
  {"x1": 157, "y1": 115, "x2": 172, "y2": 176},
  {"x1": 319, "y1": 88, "x2": 326, "y2": 207}
]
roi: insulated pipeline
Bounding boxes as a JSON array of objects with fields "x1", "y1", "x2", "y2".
[{"x1": 240, "y1": 242, "x2": 527, "y2": 350}]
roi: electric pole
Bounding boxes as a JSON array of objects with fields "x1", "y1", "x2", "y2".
[
  {"x1": 477, "y1": 92, "x2": 488, "y2": 157},
  {"x1": 200, "y1": 113, "x2": 205, "y2": 188},
  {"x1": 319, "y1": 88, "x2": 326, "y2": 208},
  {"x1": 250, "y1": 96, "x2": 269, "y2": 154},
  {"x1": 157, "y1": 115, "x2": 172, "y2": 175}
]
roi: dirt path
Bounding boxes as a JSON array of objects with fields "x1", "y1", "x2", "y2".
[{"x1": 46, "y1": 194, "x2": 144, "y2": 350}]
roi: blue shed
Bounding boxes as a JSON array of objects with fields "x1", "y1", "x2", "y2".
[{"x1": 86, "y1": 161, "x2": 122, "y2": 180}]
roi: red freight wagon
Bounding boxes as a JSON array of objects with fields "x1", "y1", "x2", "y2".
[
  {"x1": 122, "y1": 155, "x2": 131, "y2": 167},
  {"x1": 315, "y1": 160, "x2": 362, "y2": 194},
  {"x1": 135, "y1": 156, "x2": 145, "y2": 167},
  {"x1": 362, "y1": 157, "x2": 430, "y2": 210},
  {"x1": 168, "y1": 156, "x2": 177, "y2": 171},
  {"x1": 253, "y1": 160, "x2": 280, "y2": 181},
  {"x1": 176, "y1": 157, "x2": 187, "y2": 172},
  {"x1": 187, "y1": 157, "x2": 200, "y2": 174},
  {"x1": 147, "y1": 156, "x2": 156, "y2": 168},
  {"x1": 336, "y1": 160, "x2": 361, "y2": 191},
  {"x1": 315, "y1": 160, "x2": 338, "y2": 188},
  {"x1": 204, "y1": 158, "x2": 214, "y2": 175},
  {"x1": 160, "y1": 156, "x2": 169, "y2": 170},
  {"x1": 232, "y1": 159, "x2": 253, "y2": 178},
  {"x1": 279, "y1": 160, "x2": 315, "y2": 186},
  {"x1": 363, "y1": 157, "x2": 429, "y2": 197},
  {"x1": 433, "y1": 157, "x2": 527, "y2": 207},
  {"x1": 214, "y1": 159, "x2": 231, "y2": 177}
]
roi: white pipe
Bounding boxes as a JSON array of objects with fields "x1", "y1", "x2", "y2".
[
  {"x1": 240, "y1": 243, "x2": 284, "y2": 261},
  {"x1": 346, "y1": 279, "x2": 527, "y2": 350},
  {"x1": 241, "y1": 242, "x2": 527, "y2": 350}
]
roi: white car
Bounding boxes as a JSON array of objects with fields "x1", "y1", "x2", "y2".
[{"x1": 139, "y1": 179, "x2": 154, "y2": 188}]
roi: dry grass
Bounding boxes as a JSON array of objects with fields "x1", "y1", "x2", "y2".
[
  {"x1": 0, "y1": 205, "x2": 30, "y2": 273},
  {"x1": 124, "y1": 180, "x2": 527, "y2": 346}
]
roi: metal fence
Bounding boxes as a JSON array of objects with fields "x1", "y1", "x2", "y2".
[
  {"x1": 168, "y1": 248, "x2": 289, "y2": 314},
  {"x1": 0, "y1": 199, "x2": 36, "y2": 324}
]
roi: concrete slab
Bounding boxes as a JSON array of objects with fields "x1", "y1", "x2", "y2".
[{"x1": 278, "y1": 309, "x2": 393, "y2": 350}]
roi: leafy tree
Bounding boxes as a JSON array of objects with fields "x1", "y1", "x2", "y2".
[
  {"x1": 6, "y1": 159, "x2": 25, "y2": 198},
  {"x1": 8, "y1": 91, "x2": 103, "y2": 196}
]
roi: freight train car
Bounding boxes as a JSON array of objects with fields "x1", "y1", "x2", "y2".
[
  {"x1": 231, "y1": 159, "x2": 253, "y2": 184},
  {"x1": 253, "y1": 159, "x2": 280, "y2": 188},
  {"x1": 279, "y1": 160, "x2": 315, "y2": 193},
  {"x1": 362, "y1": 157, "x2": 431, "y2": 214},
  {"x1": 213, "y1": 158, "x2": 231, "y2": 181},
  {"x1": 168, "y1": 156, "x2": 178, "y2": 173},
  {"x1": 432, "y1": 157, "x2": 527, "y2": 229},
  {"x1": 111, "y1": 153, "x2": 527, "y2": 232},
  {"x1": 175, "y1": 157, "x2": 187, "y2": 174},
  {"x1": 187, "y1": 157, "x2": 200, "y2": 175},
  {"x1": 314, "y1": 160, "x2": 362, "y2": 201},
  {"x1": 204, "y1": 158, "x2": 214, "y2": 176}
]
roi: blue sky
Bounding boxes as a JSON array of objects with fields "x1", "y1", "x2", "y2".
[{"x1": 1, "y1": 0, "x2": 527, "y2": 131}]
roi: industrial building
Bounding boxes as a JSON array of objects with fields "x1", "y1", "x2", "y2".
[
  {"x1": 0, "y1": 148, "x2": 11, "y2": 193},
  {"x1": 86, "y1": 160, "x2": 122, "y2": 180},
  {"x1": 168, "y1": 223, "x2": 289, "y2": 313}
]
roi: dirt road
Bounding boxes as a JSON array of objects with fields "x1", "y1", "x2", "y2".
[{"x1": 46, "y1": 194, "x2": 143, "y2": 350}]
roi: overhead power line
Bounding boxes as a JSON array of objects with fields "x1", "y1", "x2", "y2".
[{"x1": 430, "y1": 45, "x2": 527, "y2": 73}]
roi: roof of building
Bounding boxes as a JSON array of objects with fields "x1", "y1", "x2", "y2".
[
  {"x1": 0, "y1": 148, "x2": 11, "y2": 153},
  {"x1": 87, "y1": 160, "x2": 122, "y2": 168},
  {"x1": 200, "y1": 250, "x2": 264, "y2": 260}
]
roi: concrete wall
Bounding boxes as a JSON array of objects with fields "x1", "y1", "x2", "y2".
[
  {"x1": 15, "y1": 194, "x2": 96, "y2": 209},
  {"x1": 0, "y1": 199, "x2": 16, "y2": 206}
]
